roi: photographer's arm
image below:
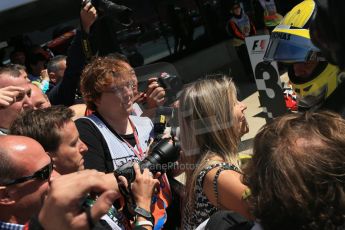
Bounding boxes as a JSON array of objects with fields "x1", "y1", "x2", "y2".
[
  {"x1": 118, "y1": 163, "x2": 160, "y2": 230},
  {"x1": 80, "y1": 1, "x2": 97, "y2": 34},
  {"x1": 47, "y1": 2, "x2": 97, "y2": 106}
]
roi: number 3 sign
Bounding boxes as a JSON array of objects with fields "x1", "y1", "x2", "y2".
[{"x1": 245, "y1": 35, "x2": 287, "y2": 121}]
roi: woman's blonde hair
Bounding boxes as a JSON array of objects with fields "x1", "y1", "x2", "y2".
[{"x1": 178, "y1": 76, "x2": 242, "y2": 213}]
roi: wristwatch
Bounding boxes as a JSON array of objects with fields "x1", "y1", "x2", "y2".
[{"x1": 134, "y1": 206, "x2": 154, "y2": 224}]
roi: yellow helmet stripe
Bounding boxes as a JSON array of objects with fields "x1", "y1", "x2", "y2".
[{"x1": 273, "y1": 28, "x2": 310, "y2": 39}]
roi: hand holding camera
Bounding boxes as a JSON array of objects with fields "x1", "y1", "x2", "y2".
[
  {"x1": 38, "y1": 170, "x2": 120, "y2": 230},
  {"x1": 114, "y1": 138, "x2": 180, "y2": 184},
  {"x1": 118, "y1": 163, "x2": 160, "y2": 211},
  {"x1": 133, "y1": 78, "x2": 165, "y2": 107},
  {"x1": 145, "y1": 78, "x2": 166, "y2": 109},
  {"x1": 113, "y1": 138, "x2": 179, "y2": 226},
  {"x1": 81, "y1": 0, "x2": 98, "y2": 34},
  {"x1": 82, "y1": 0, "x2": 132, "y2": 25}
]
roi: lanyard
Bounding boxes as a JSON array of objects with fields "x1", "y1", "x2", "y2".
[{"x1": 121, "y1": 118, "x2": 144, "y2": 160}]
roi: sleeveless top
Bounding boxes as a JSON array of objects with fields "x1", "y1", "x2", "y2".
[{"x1": 182, "y1": 162, "x2": 240, "y2": 229}]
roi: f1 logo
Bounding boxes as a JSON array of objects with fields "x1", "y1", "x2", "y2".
[{"x1": 252, "y1": 40, "x2": 266, "y2": 51}]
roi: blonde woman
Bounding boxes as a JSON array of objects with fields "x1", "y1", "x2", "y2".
[{"x1": 179, "y1": 76, "x2": 251, "y2": 229}]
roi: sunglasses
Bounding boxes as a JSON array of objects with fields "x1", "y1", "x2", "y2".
[
  {"x1": 2, "y1": 161, "x2": 53, "y2": 186},
  {"x1": 105, "y1": 81, "x2": 135, "y2": 95}
]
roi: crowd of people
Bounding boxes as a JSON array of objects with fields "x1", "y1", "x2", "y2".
[{"x1": 0, "y1": 0, "x2": 345, "y2": 230}]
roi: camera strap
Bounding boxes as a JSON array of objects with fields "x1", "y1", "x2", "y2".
[
  {"x1": 79, "y1": 17, "x2": 93, "y2": 61},
  {"x1": 120, "y1": 119, "x2": 144, "y2": 160},
  {"x1": 116, "y1": 176, "x2": 137, "y2": 222}
]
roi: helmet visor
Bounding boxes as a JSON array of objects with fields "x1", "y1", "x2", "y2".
[{"x1": 264, "y1": 32, "x2": 323, "y2": 63}]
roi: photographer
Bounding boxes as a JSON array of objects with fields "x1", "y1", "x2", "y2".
[
  {"x1": 76, "y1": 56, "x2": 172, "y2": 229},
  {"x1": 69, "y1": 77, "x2": 166, "y2": 120},
  {"x1": 26, "y1": 164, "x2": 159, "y2": 230},
  {"x1": 69, "y1": 53, "x2": 166, "y2": 120},
  {"x1": 47, "y1": 1, "x2": 97, "y2": 106},
  {"x1": 106, "y1": 53, "x2": 166, "y2": 119}
]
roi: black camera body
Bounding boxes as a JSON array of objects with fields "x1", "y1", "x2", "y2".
[
  {"x1": 81, "y1": 0, "x2": 133, "y2": 56},
  {"x1": 157, "y1": 72, "x2": 183, "y2": 105},
  {"x1": 114, "y1": 138, "x2": 180, "y2": 183},
  {"x1": 84, "y1": 136, "x2": 173, "y2": 226}
]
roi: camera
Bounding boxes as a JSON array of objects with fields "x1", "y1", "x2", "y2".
[
  {"x1": 82, "y1": 139, "x2": 180, "y2": 226},
  {"x1": 114, "y1": 138, "x2": 180, "y2": 183},
  {"x1": 157, "y1": 72, "x2": 184, "y2": 105},
  {"x1": 81, "y1": 0, "x2": 133, "y2": 57},
  {"x1": 83, "y1": 0, "x2": 133, "y2": 26}
]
